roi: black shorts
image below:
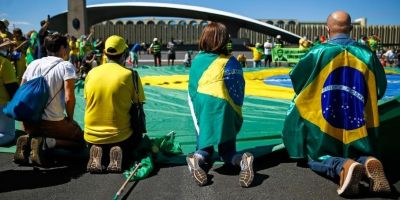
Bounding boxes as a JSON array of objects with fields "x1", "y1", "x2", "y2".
[
  {"x1": 153, "y1": 52, "x2": 161, "y2": 59},
  {"x1": 168, "y1": 53, "x2": 176, "y2": 60}
]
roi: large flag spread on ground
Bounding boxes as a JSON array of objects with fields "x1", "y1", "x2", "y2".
[
  {"x1": 188, "y1": 52, "x2": 245, "y2": 149},
  {"x1": 282, "y1": 42, "x2": 387, "y2": 161}
]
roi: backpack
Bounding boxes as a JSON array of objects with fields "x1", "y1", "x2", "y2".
[{"x1": 3, "y1": 61, "x2": 62, "y2": 122}]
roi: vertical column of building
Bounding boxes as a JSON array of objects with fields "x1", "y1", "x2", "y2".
[{"x1": 68, "y1": 0, "x2": 87, "y2": 37}]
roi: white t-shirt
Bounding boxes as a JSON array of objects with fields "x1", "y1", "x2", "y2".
[
  {"x1": 264, "y1": 42, "x2": 273, "y2": 55},
  {"x1": 384, "y1": 50, "x2": 394, "y2": 61},
  {"x1": 167, "y1": 41, "x2": 176, "y2": 54},
  {"x1": 22, "y1": 56, "x2": 77, "y2": 121}
]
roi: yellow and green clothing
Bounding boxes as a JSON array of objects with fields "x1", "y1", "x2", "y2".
[
  {"x1": 12, "y1": 39, "x2": 27, "y2": 83},
  {"x1": 0, "y1": 56, "x2": 17, "y2": 105},
  {"x1": 368, "y1": 38, "x2": 378, "y2": 52},
  {"x1": 249, "y1": 47, "x2": 263, "y2": 61},
  {"x1": 84, "y1": 62, "x2": 145, "y2": 144},
  {"x1": 282, "y1": 41, "x2": 387, "y2": 161},
  {"x1": 69, "y1": 40, "x2": 79, "y2": 57},
  {"x1": 151, "y1": 43, "x2": 161, "y2": 54},
  {"x1": 188, "y1": 52, "x2": 245, "y2": 149}
]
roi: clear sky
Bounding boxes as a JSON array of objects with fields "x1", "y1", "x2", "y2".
[{"x1": 1, "y1": 0, "x2": 399, "y2": 34}]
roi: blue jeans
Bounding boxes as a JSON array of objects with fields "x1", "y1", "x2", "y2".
[
  {"x1": 308, "y1": 156, "x2": 368, "y2": 179},
  {"x1": 253, "y1": 60, "x2": 262, "y2": 68},
  {"x1": 195, "y1": 140, "x2": 241, "y2": 166}
]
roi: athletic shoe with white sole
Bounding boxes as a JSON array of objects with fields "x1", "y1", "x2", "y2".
[
  {"x1": 87, "y1": 145, "x2": 103, "y2": 173},
  {"x1": 239, "y1": 152, "x2": 254, "y2": 188},
  {"x1": 186, "y1": 154, "x2": 208, "y2": 186},
  {"x1": 337, "y1": 159, "x2": 364, "y2": 196},
  {"x1": 365, "y1": 157, "x2": 391, "y2": 193},
  {"x1": 107, "y1": 146, "x2": 123, "y2": 173}
]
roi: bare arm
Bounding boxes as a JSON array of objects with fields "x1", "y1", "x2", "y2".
[
  {"x1": 39, "y1": 21, "x2": 49, "y2": 36},
  {"x1": 64, "y1": 79, "x2": 76, "y2": 121},
  {"x1": 94, "y1": 40, "x2": 102, "y2": 48},
  {"x1": 13, "y1": 40, "x2": 29, "y2": 51},
  {"x1": 86, "y1": 28, "x2": 94, "y2": 41}
]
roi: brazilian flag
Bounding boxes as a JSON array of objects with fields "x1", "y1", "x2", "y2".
[
  {"x1": 282, "y1": 42, "x2": 387, "y2": 161},
  {"x1": 188, "y1": 52, "x2": 245, "y2": 149}
]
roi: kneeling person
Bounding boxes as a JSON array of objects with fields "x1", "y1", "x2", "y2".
[
  {"x1": 14, "y1": 34, "x2": 84, "y2": 166},
  {"x1": 84, "y1": 35, "x2": 145, "y2": 173}
]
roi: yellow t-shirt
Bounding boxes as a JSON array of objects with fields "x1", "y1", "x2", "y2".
[
  {"x1": 84, "y1": 62, "x2": 145, "y2": 144},
  {"x1": 249, "y1": 47, "x2": 262, "y2": 61},
  {"x1": 13, "y1": 39, "x2": 27, "y2": 83},
  {"x1": 0, "y1": 56, "x2": 17, "y2": 105},
  {"x1": 69, "y1": 40, "x2": 79, "y2": 56}
]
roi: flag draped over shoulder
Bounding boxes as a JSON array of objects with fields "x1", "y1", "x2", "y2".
[
  {"x1": 188, "y1": 52, "x2": 245, "y2": 149},
  {"x1": 282, "y1": 43, "x2": 387, "y2": 161}
]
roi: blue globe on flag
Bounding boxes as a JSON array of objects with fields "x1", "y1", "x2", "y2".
[{"x1": 321, "y1": 67, "x2": 368, "y2": 130}]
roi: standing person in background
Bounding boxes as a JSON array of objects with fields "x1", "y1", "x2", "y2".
[
  {"x1": 167, "y1": 38, "x2": 176, "y2": 66},
  {"x1": 79, "y1": 51, "x2": 97, "y2": 79},
  {"x1": 69, "y1": 36, "x2": 79, "y2": 69},
  {"x1": 11, "y1": 28, "x2": 28, "y2": 83},
  {"x1": 263, "y1": 38, "x2": 273, "y2": 67},
  {"x1": 227, "y1": 38, "x2": 233, "y2": 54},
  {"x1": 367, "y1": 35, "x2": 379, "y2": 53},
  {"x1": 245, "y1": 42, "x2": 263, "y2": 67},
  {"x1": 149, "y1": 38, "x2": 161, "y2": 66},
  {"x1": 282, "y1": 11, "x2": 390, "y2": 197},
  {"x1": 84, "y1": 35, "x2": 145, "y2": 173},
  {"x1": 187, "y1": 22, "x2": 254, "y2": 188},
  {"x1": 0, "y1": 19, "x2": 12, "y2": 40},
  {"x1": 274, "y1": 34, "x2": 284, "y2": 48},
  {"x1": 183, "y1": 50, "x2": 192, "y2": 67},
  {"x1": 130, "y1": 42, "x2": 141, "y2": 68},
  {"x1": 38, "y1": 19, "x2": 50, "y2": 58},
  {"x1": 383, "y1": 48, "x2": 395, "y2": 67},
  {"x1": 25, "y1": 31, "x2": 39, "y2": 65},
  {"x1": 0, "y1": 42, "x2": 18, "y2": 146},
  {"x1": 14, "y1": 34, "x2": 84, "y2": 166}
]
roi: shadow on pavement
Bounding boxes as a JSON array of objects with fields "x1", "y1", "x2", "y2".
[{"x1": 0, "y1": 160, "x2": 86, "y2": 193}]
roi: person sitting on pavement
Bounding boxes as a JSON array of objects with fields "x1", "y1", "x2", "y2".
[
  {"x1": 282, "y1": 11, "x2": 390, "y2": 197},
  {"x1": 84, "y1": 35, "x2": 145, "y2": 173},
  {"x1": 14, "y1": 33, "x2": 85, "y2": 166},
  {"x1": 79, "y1": 51, "x2": 97, "y2": 79},
  {"x1": 187, "y1": 22, "x2": 254, "y2": 188}
]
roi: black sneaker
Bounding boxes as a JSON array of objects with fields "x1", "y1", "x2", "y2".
[
  {"x1": 239, "y1": 152, "x2": 254, "y2": 188},
  {"x1": 30, "y1": 137, "x2": 46, "y2": 166},
  {"x1": 14, "y1": 135, "x2": 30, "y2": 165},
  {"x1": 107, "y1": 146, "x2": 123, "y2": 173},
  {"x1": 186, "y1": 154, "x2": 208, "y2": 186},
  {"x1": 87, "y1": 145, "x2": 103, "y2": 173}
]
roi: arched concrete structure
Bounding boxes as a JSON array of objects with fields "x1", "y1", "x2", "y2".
[{"x1": 50, "y1": 2, "x2": 301, "y2": 43}]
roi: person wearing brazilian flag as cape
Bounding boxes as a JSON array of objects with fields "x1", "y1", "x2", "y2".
[
  {"x1": 282, "y1": 11, "x2": 391, "y2": 197},
  {"x1": 186, "y1": 22, "x2": 254, "y2": 188}
]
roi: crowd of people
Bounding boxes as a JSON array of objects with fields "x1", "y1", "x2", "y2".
[
  {"x1": 0, "y1": 10, "x2": 396, "y2": 197},
  {"x1": 239, "y1": 30, "x2": 400, "y2": 69}
]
